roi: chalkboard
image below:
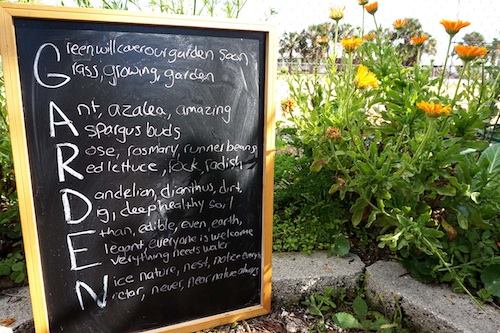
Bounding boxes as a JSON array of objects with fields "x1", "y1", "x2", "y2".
[{"x1": 0, "y1": 4, "x2": 275, "y2": 333}]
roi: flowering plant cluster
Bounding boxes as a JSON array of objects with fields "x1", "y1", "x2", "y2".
[{"x1": 279, "y1": 2, "x2": 499, "y2": 302}]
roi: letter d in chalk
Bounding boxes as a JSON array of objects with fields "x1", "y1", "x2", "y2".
[{"x1": 60, "y1": 188, "x2": 92, "y2": 224}]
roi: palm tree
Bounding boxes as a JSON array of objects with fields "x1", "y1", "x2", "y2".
[
  {"x1": 462, "y1": 32, "x2": 485, "y2": 46},
  {"x1": 279, "y1": 32, "x2": 300, "y2": 73},
  {"x1": 391, "y1": 18, "x2": 436, "y2": 66}
]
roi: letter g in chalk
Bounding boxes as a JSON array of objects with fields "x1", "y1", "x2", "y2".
[{"x1": 33, "y1": 43, "x2": 70, "y2": 88}]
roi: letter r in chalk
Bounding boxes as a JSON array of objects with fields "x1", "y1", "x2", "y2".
[
  {"x1": 56, "y1": 143, "x2": 83, "y2": 182},
  {"x1": 49, "y1": 101, "x2": 79, "y2": 137}
]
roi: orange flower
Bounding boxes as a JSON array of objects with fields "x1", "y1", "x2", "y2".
[
  {"x1": 393, "y1": 19, "x2": 408, "y2": 30},
  {"x1": 416, "y1": 101, "x2": 451, "y2": 117},
  {"x1": 454, "y1": 44, "x2": 488, "y2": 61},
  {"x1": 358, "y1": 0, "x2": 368, "y2": 5},
  {"x1": 341, "y1": 37, "x2": 363, "y2": 53},
  {"x1": 410, "y1": 34, "x2": 428, "y2": 46},
  {"x1": 440, "y1": 19, "x2": 470, "y2": 36},
  {"x1": 364, "y1": 2, "x2": 378, "y2": 15},
  {"x1": 281, "y1": 98, "x2": 296, "y2": 113},
  {"x1": 363, "y1": 32, "x2": 376, "y2": 41}
]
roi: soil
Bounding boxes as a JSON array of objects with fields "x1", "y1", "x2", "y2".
[
  {"x1": 202, "y1": 306, "x2": 364, "y2": 333},
  {"x1": 349, "y1": 236, "x2": 395, "y2": 266}
]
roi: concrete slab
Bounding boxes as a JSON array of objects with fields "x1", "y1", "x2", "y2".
[
  {"x1": 272, "y1": 252, "x2": 365, "y2": 306},
  {"x1": 365, "y1": 261, "x2": 500, "y2": 333},
  {"x1": 0, "y1": 287, "x2": 33, "y2": 333}
]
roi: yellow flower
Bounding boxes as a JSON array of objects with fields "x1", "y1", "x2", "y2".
[
  {"x1": 281, "y1": 98, "x2": 296, "y2": 113},
  {"x1": 416, "y1": 101, "x2": 451, "y2": 117},
  {"x1": 364, "y1": 2, "x2": 378, "y2": 15},
  {"x1": 358, "y1": 0, "x2": 368, "y2": 5},
  {"x1": 393, "y1": 19, "x2": 408, "y2": 30},
  {"x1": 341, "y1": 37, "x2": 363, "y2": 53},
  {"x1": 440, "y1": 19, "x2": 470, "y2": 36},
  {"x1": 329, "y1": 6, "x2": 344, "y2": 21},
  {"x1": 410, "y1": 34, "x2": 428, "y2": 46},
  {"x1": 454, "y1": 44, "x2": 488, "y2": 62},
  {"x1": 355, "y1": 65, "x2": 379, "y2": 89},
  {"x1": 363, "y1": 32, "x2": 376, "y2": 41}
]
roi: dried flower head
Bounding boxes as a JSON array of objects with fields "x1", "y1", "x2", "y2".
[
  {"x1": 329, "y1": 6, "x2": 345, "y2": 21},
  {"x1": 358, "y1": 0, "x2": 368, "y2": 5},
  {"x1": 454, "y1": 44, "x2": 488, "y2": 62},
  {"x1": 441, "y1": 220, "x2": 457, "y2": 240},
  {"x1": 341, "y1": 36, "x2": 363, "y2": 53},
  {"x1": 325, "y1": 127, "x2": 342, "y2": 140},
  {"x1": 315, "y1": 35, "x2": 329, "y2": 45},
  {"x1": 393, "y1": 19, "x2": 408, "y2": 30},
  {"x1": 440, "y1": 19, "x2": 470, "y2": 36},
  {"x1": 281, "y1": 98, "x2": 296, "y2": 113},
  {"x1": 363, "y1": 32, "x2": 376, "y2": 41},
  {"x1": 410, "y1": 34, "x2": 429, "y2": 46},
  {"x1": 416, "y1": 101, "x2": 451, "y2": 117},
  {"x1": 364, "y1": 2, "x2": 378, "y2": 15},
  {"x1": 355, "y1": 64, "x2": 379, "y2": 89}
]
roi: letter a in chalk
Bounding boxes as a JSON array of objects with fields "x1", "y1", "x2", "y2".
[
  {"x1": 60, "y1": 188, "x2": 92, "y2": 224},
  {"x1": 49, "y1": 101, "x2": 79, "y2": 137},
  {"x1": 75, "y1": 275, "x2": 108, "y2": 310}
]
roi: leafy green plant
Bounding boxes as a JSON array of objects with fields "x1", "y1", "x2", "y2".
[
  {"x1": 281, "y1": 8, "x2": 500, "y2": 302},
  {"x1": 0, "y1": 250, "x2": 26, "y2": 284},
  {"x1": 304, "y1": 288, "x2": 407, "y2": 332}
]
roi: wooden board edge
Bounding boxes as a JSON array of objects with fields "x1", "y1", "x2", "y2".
[
  {"x1": 261, "y1": 27, "x2": 277, "y2": 313},
  {"x1": 0, "y1": 5, "x2": 277, "y2": 332},
  {"x1": 0, "y1": 3, "x2": 274, "y2": 32},
  {"x1": 0, "y1": 6, "x2": 50, "y2": 333},
  {"x1": 142, "y1": 305, "x2": 268, "y2": 333}
]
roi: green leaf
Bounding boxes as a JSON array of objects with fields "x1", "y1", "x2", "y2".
[
  {"x1": 11, "y1": 262, "x2": 25, "y2": 272},
  {"x1": 310, "y1": 159, "x2": 326, "y2": 172},
  {"x1": 329, "y1": 183, "x2": 341, "y2": 194},
  {"x1": 478, "y1": 143, "x2": 500, "y2": 174},
  {"x1": 330, "y1": 236, "x2": 350, "y2": 257},
  {"x1": 333, "y1": 312, "x2": 362, "y2": 329},
  {"x1": 11, "y1": 271, "x2": 25, "y2": 284},
  {"x1": 0, "y1": 263, "x2": 11, "y2": 276},
  {"x1": 352, "y1": 296, "x2": 368, "y2": 320},
  {"x1": 436, "y1": 185, "x2": 456, "y2": 196},
  {"x1": 456, "y1": 212, "x2": 468, "y2": 230},
  {"x1": 481, "y1": 264, "x2": 500, "y2": 297},
  {"x1": 350, "y1": 198, "x2": 367, "y2": 227}
]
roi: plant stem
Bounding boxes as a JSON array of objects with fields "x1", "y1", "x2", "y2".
[
  {"x1": 413, "y1": 119, "x2": 433, "y2": 162},
  {"x1": 414, "y1": 47, "x2": 421, "y2": 80},
  {"x1": 451, "y1": 62, "x2": 468, "y2": 107},
  {"x1": 334, "y1": 21, "x2": 339, "y2": 61},
  {"x1": 361, "y1": 7, "x2": 365, "y2": 36},
  {"x1": 193, "y1": 0, "x2": 196, "y2": 15},
  {"x1": 437, "y1": 35, "x2": 452, "y2": 96},
  {"x1": 373, "y1": 15, "x2": 378, "y2": 31},
  {"x1": 422, "y1": 237, "x2": 481, "y2": 307}
]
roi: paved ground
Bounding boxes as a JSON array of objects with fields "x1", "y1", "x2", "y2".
[{"x1": 1, "y1": 253, "x2": 499, "y2": 333}]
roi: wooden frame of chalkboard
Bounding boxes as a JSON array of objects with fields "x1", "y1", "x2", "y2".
[{"x1": 0, "y1": 3, "x2": 275, "y2": 333}]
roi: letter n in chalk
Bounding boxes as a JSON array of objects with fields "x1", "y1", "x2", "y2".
[{"x1": 76, "y1": 275, "x2": 108, "y2": 310}]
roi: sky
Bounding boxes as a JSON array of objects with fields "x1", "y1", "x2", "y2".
[
  {"x1": 240, "y1": 0, "x2": 500, "y2": 65},
  {"x1": 22, "y1": 0, "x2": 500, "y2": 65}
]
